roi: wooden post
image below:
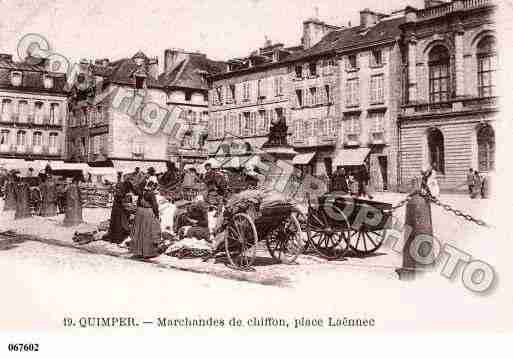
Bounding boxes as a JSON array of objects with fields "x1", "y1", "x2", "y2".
[
  {"x1": 14, "y1": 182, "x2": 32, "y2": 219},
  {"x1": 395, "y1": 192, "x2": 434, "y2": 280},
  {"x1": 63, "y1": 182, "x2": 83, "y2": 227}
]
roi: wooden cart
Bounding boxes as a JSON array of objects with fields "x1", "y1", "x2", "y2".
[{"x1": 305, "y1": 192, "x2": 392, "y2": 260}]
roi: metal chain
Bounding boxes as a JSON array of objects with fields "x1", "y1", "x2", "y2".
[
  {"x1": 390, "y1": 193, "x2": 415, "y2": 212},
  {"x1": 421, "y1": 192, "x2": 491, "y2": 228}
]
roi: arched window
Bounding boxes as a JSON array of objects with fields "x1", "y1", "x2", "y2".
[
  {"x1": 477, "y1": 124, "x2": 495, "y2": 172},
  {"x1": 477, "y1": 36, "x2": 497, "y2": 98},
  {"x1": 428, "y1": 45, "x2": 450, "y2": 103},
  {"x1": 427, "y1": 128, "x2": 445, "y2": 174}
]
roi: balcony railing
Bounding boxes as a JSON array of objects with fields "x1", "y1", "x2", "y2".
[
  {"x1": 0, "y1": 144, "x2": 11, "y2": 153},
  {"x1": 11, "y1": 114, "x2": 19, "y2": 122},
  {"x1": 16, "y1": 144, "x2": 27, "y2": 153},
  {"x1": 48, "y1": 146, "x2": 60, "y2": 155},
  {"x1": 32, "y1": 145, "x2": 43, "y2": 154},
  {"x1": 417, "y1": 0, "x2": 493, "y2": 20},
  {"x1": 292, "y1": 135, "x2": 337, "y2": 147}
]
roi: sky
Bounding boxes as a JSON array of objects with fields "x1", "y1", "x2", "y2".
[{"x1": 0, "y1": 0, "x2": 424, "y2": 68}]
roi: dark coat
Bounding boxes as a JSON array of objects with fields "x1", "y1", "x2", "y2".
[
  {"x1": 330, "y1": 172, "x2": 349, "y2": 193},
  {"x1": 40, "y1": 179, "x2": 58, "y2": 217},
  {"x1": 3, "y1": 180, "x2": 17, "y2": 211},
  {"x1": 130, "y1": 190, "x2": 161, "y2": 258},
  {"x1": 108, "y1": 180, "x2": 135, "y2": 243}
]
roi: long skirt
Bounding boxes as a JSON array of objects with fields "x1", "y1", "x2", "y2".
[
  {"x1": 108, "y1": 200, "x2": 131, "y2": 243},
  {"x1": 130, "y1": 207, "x2": 162, "y2": 259}
]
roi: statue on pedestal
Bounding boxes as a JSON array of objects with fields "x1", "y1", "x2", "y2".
[{"x1": 262, "y1": 115, "x2": 291, "y2": 149}]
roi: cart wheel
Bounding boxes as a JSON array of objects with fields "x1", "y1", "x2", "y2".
[
  {"x1": 225, "y1": 213, "x2": 259, "y2": 269},
  {"x1": 265, "y1": 209, "x2": 305, "y2": 264},
  {"x1": 306, "y1": 206, "x2": 349, "y2": 260},
  {"x1": 347, "y1": 227, "x2": 385, "y2": 256}
]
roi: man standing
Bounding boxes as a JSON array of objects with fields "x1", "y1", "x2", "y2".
[
  {"x1": 330, "y1": 166, "x2": 349, "y2": 193},
  {"x1": 356, "y1": 165, "x2": 373, "y2": 200},
  {"x1": 466, "y1": 168, "x2": 474, "y2": 197}
]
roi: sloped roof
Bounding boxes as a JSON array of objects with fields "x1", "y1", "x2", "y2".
[
  {"x1": 92, "y1": 56, "x2": 163, "y2": 88},
  {"x1": 159, "y1": 54, "x2": 225, "y2": 90},
  {"x1": 0, "y1": 57, "x2": 68, "y2": 94},
  {"x1": 286, "y1": 16, "x2": 404, "y2": 62}
]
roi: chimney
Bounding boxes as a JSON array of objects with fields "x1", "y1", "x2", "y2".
[
  {"x1": 302, "y1": 18, "x2": 334, "y2": 50},
  {"x1": 360, "y1": 8, "x2": 378, "y2": 29},
  {"x1": 148, "y1": 57, "x2": 159, "y2": 79},
  {"x1": 164, "y1": 48, "x2": 190, "y2": 73},
  {"x1": 0, "y1": 54, "x2": 13, "y2": 62}
]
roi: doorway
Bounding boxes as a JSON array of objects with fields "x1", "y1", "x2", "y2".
[{"x1": 378, "y1": 156, "x2": 388, "y2": 191}]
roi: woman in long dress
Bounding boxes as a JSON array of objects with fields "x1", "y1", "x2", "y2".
[
  {"x1": 63, "y1": 177, "x2": 83, "y2": 226},
  {"x1": 108, "y1": 175, "x2": 136, "y2": 244},
  {"x1": 130, "y1": 177, "x2": 162, "y2": 259}
]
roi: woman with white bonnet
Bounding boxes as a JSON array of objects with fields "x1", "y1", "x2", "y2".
[{"x1": 130, "y1": 175, "x2": 162, "y2": 259}]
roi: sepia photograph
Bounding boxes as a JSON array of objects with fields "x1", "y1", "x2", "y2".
[{"x1": 0, "y1": 0, "x2": 512, "y2": 356}]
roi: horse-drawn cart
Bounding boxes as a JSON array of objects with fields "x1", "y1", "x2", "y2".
[{"x1": 305, "y1": 192, "x2": 392, "y2": 260}]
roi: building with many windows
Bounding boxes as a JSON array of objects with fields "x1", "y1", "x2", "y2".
[
  {"x1": 283, "y1": 11, "x2": 404, "y2": 190},
  {"x1": 207, "y1": 40, "x2": 303, "y2": 163},
  {"x1": 68, "y1": 49, "x2": 223, "y2": 172},
  {"x1": 398, "y1": 0, "x2": 497, "y2": 190},
  {"x1": 0, "y1": 53, "x2": 68, "y2": 169}
]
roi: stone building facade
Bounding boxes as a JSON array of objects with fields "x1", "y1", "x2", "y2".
[
  {"x1": 68, "y1": 50, "x2": 223, "y2": 173},
  {"x1": 284, "y1": 11, "x2": 403, "y2": 190},
  {"x1": 0, "y1": 53, "x2": 68, "y2": 169},
  {"x1": 207, "y1": 41, "x2": 302, "y2": 164},
  {"x1": 399, "y1": 0, "x2": 497, "y2": 190}
]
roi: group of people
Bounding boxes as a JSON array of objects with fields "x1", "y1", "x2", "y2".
[
  {"x1": 466, "y1": 168, "x2": 488, "y2": 199},
  {"x1": 329, "y1": 165, "x2": 373, "y2": 199},
  {"x1": 1, "y1": 164, "x2": 84, "y2": 225},
  {"x1": 106, "y1": 161, "x2": 230, "y2": 259}
]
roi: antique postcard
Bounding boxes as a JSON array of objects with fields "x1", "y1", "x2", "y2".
[{"x1": 0, "y1": 0, "x2": 512, "y2": 356}]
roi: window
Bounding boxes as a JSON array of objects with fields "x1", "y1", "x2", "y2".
[
  {"x1": 259, "y1": 110, "x2": 267, "y2": 132},
  {"x1": 477, "y1": 36, "x2": 497, "y2": 98},
  {"x1": 274, "y1": 76, "x2": 283, "y2": 96},
  {"x1": 295, "y1": 89, "x2": 303, "y2": 108},
  {"x1": 347, "y1": 54, "x2": 358, "y2": 69},
  {"x1": 132, "y1": 137, "x2": 144, "y2": 155},
  {"x1": 346, "y1": 79, "x2": 360, "y2": 107},
  {"x1": 371, "y1": 49, "x2": 383, "y2": 67},
  {"x1": 50, "y1": 103, "x2": 59, "y2": 125},
  {"x1": 229, "y1": 84, "x2": 236, "y2": 103},
  {"x1": 428, "y1": 45, "x2": 450, "y2": 103},
  {"x1": 225, "y1": 85, "x2": 233, "y2": 103},
  {"x1": 318, "y1": 118, "x2": 327, "y2": 136},
  {"x1": 43, "y1": 74, "x2": 54, "y2": 89},
  {"x1": 369, "y1": 112, "x2": 384, "y2": 133},
  {"x1": 325, "y1": 85, "x2": 332, "y2": 104},
  {"x1": 477, "y1": 124, "x2": 495, "y2": 172},
  {"x1": 323, "y1": 58, "x2": 336, "y2": 75},
  {"x1": 249, "y1": 112, "x2": 257, "y2": 135},
  {"x1": 309, "y1": 62, "x2": 317, "y2": 77},
  {"x1": 242, "y1": 82, "x2": 251, "y2": 101},
  {"x1": 310, "y1": 88, "x2": 318, "y2": 106},
  {"x1": 0, "y1": 130, "x2": 10, "y2": 146},
  {"x1": 345, "y1": 115, "x2": 361, "y2": 134},
  {"x1": 135, "y1": 76, "x2": 145, "y2": 89},
  {"x1": 243, "y1": 112, "x2": 251, "y2": 136},
  {"x1": 18, "y1": 101, "x2": 28, "y2": 122},
  {"x1": 33, "y1": 131, "x2": 43, "y2": 147},
  {"x1": 16, "y1": 130, "x2": 26, "y2": 146},
  {"x1": 427, "y1": 128, "x2": 445, "y2": 174},
  {"x1": 1, "y1": 99, "x2": 12, "y2": 121},
  {"x1": 303, "y1": 119, "x2": 313, "y2": 137},
  {"x1": 215, "y1": 86, "x2": 223, "y2": 104},
  {"x1": 49, "y1": 133, "x2": 58, "y2": 149},
  {"x1": 34, "y1": 102, "x2": 43, "y2": 124},
  {"x1": 295, "y1": 65, "x2": 303, "y2": 78},
  {"x1": 11, "y1": 71, "x2": 22, "y2": 87},
  {"x1": 370, "y1": 75, "x2": 385, "y2": 104}
]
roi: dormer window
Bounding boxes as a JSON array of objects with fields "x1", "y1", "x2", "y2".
[
  {"x1": 135, "y1": 75, "x2": 146, "y2": 89},
  {"x1": 347, "y1": 55, "x2": 358, "y2": 70},
  {"x1": 43, "y1": 74, "x2": 54, "y2": 89},
  {"x1": 295, "y1": 65, "x2": 303, "y2": 78},
  {"x1": 11, "y1": 71, "x2": 22, "y2": 87}
]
